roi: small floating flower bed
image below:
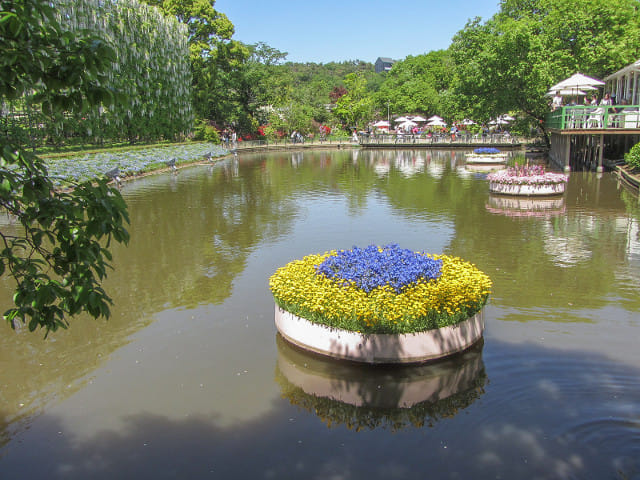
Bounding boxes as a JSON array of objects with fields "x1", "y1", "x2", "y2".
[
  {"x1": 487, "y1": 163, "x2": 569, "y2": 196},
  {"x1": 466, "y1": 147, "x2": 508, "y2": 164},
  {"x1": 269, "y1": 244, "x2": 492, "y2": 363}
]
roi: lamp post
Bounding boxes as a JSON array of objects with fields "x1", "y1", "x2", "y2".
[{"x1": 387, "y1": 102, "x2": 390, "y2": 127}]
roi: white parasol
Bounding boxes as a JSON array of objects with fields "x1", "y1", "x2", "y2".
[
  {"x1": 550, "y1": 73, "x2": 605, "y2": 92},
  {"x1": 427, "y1": 118, "x2": 447, "y2": 127},
  {"x1": 398, "y1": 120, "x2": 418, "y2": 129},
  {"x1": 547, "y1": 88, "x2": 589, "y2": 96}
]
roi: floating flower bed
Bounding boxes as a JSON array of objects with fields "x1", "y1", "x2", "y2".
[
  {"x1": 465, "y1": 147, "x2": 508, "y2": 164},
  {"x1": 269, "y1": 244, "x2": 492, "y2": 363},
  {"x1": 487, "y1": 163, "x2": 569, "y2": 196}
]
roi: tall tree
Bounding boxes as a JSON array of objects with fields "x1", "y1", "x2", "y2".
[
  {"x1": 332, "y1": 72, "x2": 374, "y2": 130},
  {"x1": 375, "y1": 51, "x2": 453, "y2": 118},
  {"x1": 1, "y1": 0, "x2": 130, "y2": 333}
]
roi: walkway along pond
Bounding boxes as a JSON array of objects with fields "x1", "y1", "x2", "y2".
[{"x1": 0, "y1": 148, "x2": 638, "y2": 479}]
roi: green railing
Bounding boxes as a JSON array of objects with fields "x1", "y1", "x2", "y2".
[{"x1": 546, "y1": 105, "x2": 640, "y2": 130}]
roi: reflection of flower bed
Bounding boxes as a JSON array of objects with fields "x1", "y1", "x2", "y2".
[
  {"x1": 275, "y1": 336, "x2": 487, "y2": 431},
  {"x1": 269, "y1": 244, "x2": 492, "y2": 335},
  {"x1": 485, "y1": 194, "x2": 566, "y2": 217},
  {"x1": 487, "y1": 163, "x2": 568, "y2": 196}
]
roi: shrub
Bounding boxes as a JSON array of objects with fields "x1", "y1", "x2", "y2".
[
  {"x1": 192, "y1": 120, "x2": 220, "y2": 144},
  {"x1": 624, "y1": 142, "x2": 640, "y2": 170}
]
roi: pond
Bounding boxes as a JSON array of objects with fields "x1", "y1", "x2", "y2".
[{"x1": 1, "y1": 148, "x2": 639, "y2": 479}]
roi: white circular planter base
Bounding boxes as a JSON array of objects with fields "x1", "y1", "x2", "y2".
[
  {"x1": 489, "y1": 181, "x2": 567, "y2": 196},
  {"x1": 274, "y1": 305, "x2": 484, "y2": 364}
]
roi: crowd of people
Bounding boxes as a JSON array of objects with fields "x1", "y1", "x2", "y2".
[{"x1": 552, "y1": 91, "x2": 617, "y2": 110}]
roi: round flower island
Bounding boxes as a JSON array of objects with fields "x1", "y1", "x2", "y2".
[
  {"x1": 269, "y1": 245, "x2": 492, "y2": 364},
  {"x1": 487, "y1": 163, "x2": 569, "y2": 196},
  {"x1": 465, "y1": 147, "x2": 508, "y2": 164}
]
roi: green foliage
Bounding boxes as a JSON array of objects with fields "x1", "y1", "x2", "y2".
[
  {"x1": 375, "y1": 51, "x2": 453, "y2": 118},
  {"x1": 624, "y1": 142, "x2": 640, "y2": 170},
  {"x1": 192, "y1": 120, "x2": 221, "y2": 143},
  {"x1": 332, "y1": 72, "x2": 374, "y2": 129},
  {"x1": 1, "y1": 0, "x2": 130, "y2": 334}
]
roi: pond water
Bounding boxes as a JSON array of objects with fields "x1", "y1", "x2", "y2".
[{"x1": 1, "y1": 148, "x2": 639, "y2": 479}]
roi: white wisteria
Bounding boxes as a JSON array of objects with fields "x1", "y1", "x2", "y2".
[{"x1": 14, "y1": 0, "x2": 193, "y2": 145}]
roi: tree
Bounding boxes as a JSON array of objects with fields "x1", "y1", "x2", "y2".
[
  {"x1": 332, "y1": 72, "x2": 374, "y2": 130},
  {"x1": 449, "y1": 0, "x2": 640, "y2": 139},
  {"x1": 0, "y1": 0, "x2": 130, "y2": 333},
  {"x1": 374, "y1": 51, "x2": 453, "y2": 118}
]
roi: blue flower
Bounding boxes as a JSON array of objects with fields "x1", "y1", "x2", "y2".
[
  {"x1": 316, "y1": 244, "x2": 443, "y2": 293},
  {"x1": 473, "y1": 147, "x2": 501, "y2": 154}
]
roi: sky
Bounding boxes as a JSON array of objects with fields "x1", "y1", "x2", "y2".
[{"x1": 214, "y1": 0, "x2": 502, "y2": 64}]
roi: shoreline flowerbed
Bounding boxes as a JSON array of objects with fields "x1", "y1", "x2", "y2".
[
  {"x1": 41, "y1": 143, "x2": 227, "y2": 188},
  {"x1": 269, "y1": 244, "x2": 492, "y2": 334},
  {"x1": 487, "y1": 163, "x2": 568, "y2": 186}
]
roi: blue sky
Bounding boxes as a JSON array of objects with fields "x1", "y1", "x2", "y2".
[{"x1": 214, "y1": 0, "x2": 501, "y2": 64}]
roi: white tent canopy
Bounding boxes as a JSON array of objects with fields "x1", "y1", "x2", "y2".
[
  {"x1": 373, "y1": 120, "x2": 390, "y2": 127},
  {"x1": 394, "y1": 116, "x2": 411, "y2": 123},
  {"x1": 411, "y1": 115, "x2": 427, "y2": 122},
  {"x1": 427, "y1": 119, "x2": 447, "y2": 127}
]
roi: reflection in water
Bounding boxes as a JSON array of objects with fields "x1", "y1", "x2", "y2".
[
  {"x1": 275, "y1": 335, "x2": 486, "y2": 430},
  {"x1": 463, "y1": 163, "x2": 506, "y2": 174},
  {"x1": 541, "y1": 221, "x2": 594, "y2": 268},
  {"x1": 486, "y1": 194, "x2": 566, "y2": 218}
]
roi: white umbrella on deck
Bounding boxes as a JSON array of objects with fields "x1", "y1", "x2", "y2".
[
  {"x1": 427, "y1": 119, "x2": 447, "y2": 127},
  {"x1": 394, "y1": 116, "x2": 411, "y2": 123},
  {"x1": 547, "y1": 88, "x2": 589, "y2": 96},
  {"x1": 411, "y1": 115, "x2": 427, "y2": 122},
  {"x1": 398, "y1": 120, "x2": 418, "y2": 130},
  {"x1": 489, "y1": 117, "x2": 510, "y2": 125},
  {"x1": 373, "y1": 120, "x2": 390, "y2": 127},
  {"x1": 550, "y1": 73, "x2": 605, "y2": 92},
  {"x1": 427, "y1": 115, "x2": 444, "y2": 122}
]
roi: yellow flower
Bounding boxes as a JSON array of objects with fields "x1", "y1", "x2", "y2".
[{"x1": 269, "y1": 250, "x2": 492, "y2": 334}]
